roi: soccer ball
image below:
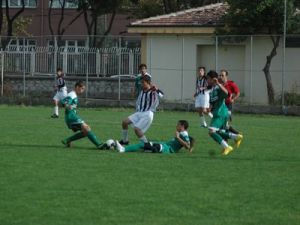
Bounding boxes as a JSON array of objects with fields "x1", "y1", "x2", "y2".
[{"x1": 105, "y1": 139, "x2": 116, "y2": 150}]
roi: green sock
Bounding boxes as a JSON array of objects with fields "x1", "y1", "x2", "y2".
[
  {"x1": 87, "y1": 131, "x2": 101, "y2": 147},
  {"x1": 125, "y1": 143, "x2": 144, "y2": 152},
  {"x1": 65, "y1": 132, "x2": 85, "y2": 143},
  {"x1": 210, "y1": 132, "x2": 223, "y2": 144},
  {"x1": 218, "y1": 130, "x2": 231, "y2": 140}
]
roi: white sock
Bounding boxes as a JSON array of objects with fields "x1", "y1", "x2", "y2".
[
  {"x1": 221, "y1": 140, "x2": 229, "y2": 148},
  {"x1": 208, "y1": 112, "x2": 213, "y2": 118},
  {"x1": 54, "y1": 106, "x2": 58, "y2": 115},
  {"x1": 121, "y1": 129, "x2": 128, "y2": 142},
  {"x1": 200, "y1": 116, "x2": 207, "y2": 126},
  {"x1": 229, "y1": 132, "x2": 238, "y2": 140},
  {"x1": 139, "y1": 135, "x2": 148, "y2": 143}
]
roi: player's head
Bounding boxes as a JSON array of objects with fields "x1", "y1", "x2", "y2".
[
  {"x1": 177, "y1": 120, "x2": 189, "y2": 131},
  {"x1": 198, "y1": 66, "x2": 206, "y2": 76},
  {"x1": 57, "y1": 68, "x2": 63, "y2": 76},
  {"x1": 139, "y1": 63, "x2": 147, "y2": 75},
  {"x1": 219, "y1": 69, "x2": 229, "y2": 83},
  {"x1": 141, "y1": 74, "x2": 151, "y2": 89},
  {"x1": 74, "y1": 81, "x2": 85, "y2": 95},
  {"x1": 206, "y1": 70, "x2": 218, "y2": 86}
]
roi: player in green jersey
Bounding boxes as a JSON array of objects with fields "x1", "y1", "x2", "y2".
[
  {"x1": 115, "y1": 120, "x2": 194, "y2": 153},
  {"x1": 133, "y1": 64, "x2": 151, "y2": 97},
  {"x1": 206, "y1": 70, "x2": 243, "y2": 155},
  {"x1": 61, "y1": 81, "x2": 104, "y2": 149}
]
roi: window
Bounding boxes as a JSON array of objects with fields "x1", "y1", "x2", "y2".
[
  {"x1": 286, "y1": 37, "x2": 300, "y2": 48},
  {"x1": 50, "y1": 0, "x2": 79, "y2": 9},
  {"x1": 6, "y1": 38, "x2": 36, "y2": 50},
  {"x1": 2, "y1": 0, "x2": 37, "y2": 8},
  {"x1": 48, "y1": 39, "x2": 86, "y2": 52}
]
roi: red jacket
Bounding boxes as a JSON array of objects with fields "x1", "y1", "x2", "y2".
[{"x1": 224, "y1": 80, "x2": 240, "y2": 106}]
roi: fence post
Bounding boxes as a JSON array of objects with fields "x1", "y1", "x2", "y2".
[
  {"x1": 250, "y1": 35, "x2": 253, "y2": 104},
  {"x1": 63, "y1": 48, "x2": 67, "y2": 74},
  {"x1": 181, "y1": 36, "x2": 184, "y2": 104},
  {"x1": 118, "y1": 37, "x2": 121, "y2": 101},
  {"x1": 215, "y1": 35, "x2": 218, "y2": 71},
  {"x1": 30, "y1": 50, "x2": 35, "y2": 76},
  {"x1": 54, "y1": 36, "x2": 57, "y2": 75},
  {"x1": 23, "y1": 38, "x2": 26, "y2": 97},
  {"x1": 96, "y1": 49, "x2": 100, "y2": 77},
  {"x1": 1, "y1": 49, "x2": 3, "y2": 96},
  {"x1": 85, "y1": 47, "x2": 89, "y2": 99}
]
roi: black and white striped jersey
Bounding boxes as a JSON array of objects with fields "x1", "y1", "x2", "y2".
[
  {"x1": 55, "y1": 76, "x2": 67, "y2": 92},
  {"x1": 195, "y1": 76, "x2": 208, "y2": 95},
  {"x1": 136, "y1": 89, "x2": 164, "y2": 112}
]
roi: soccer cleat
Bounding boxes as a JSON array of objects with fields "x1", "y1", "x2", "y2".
[
  {"x1": 115, "y1": 140, "x2": 125, "y2": 153},
  {"x1": 51, "y1": 114, "x2": 59, "y2": 118},
  {"x1": 97, "y1": 143, "x2": 108, "y2": 150},
  {"x1": 119, "y1": 140, "x2": 129, "y2": 145},
  {"x1": 234, "y1": 134, "x2": 243, "y2": 148},
  {"x1": 222, "y1": 145, "x2": 233, "y2": 155},
  {"x1": 61, "y1": 140, "x2": 71, "y2": 147}
]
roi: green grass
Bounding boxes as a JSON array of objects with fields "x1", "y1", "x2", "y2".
[{"x1": 0, "y1": 105, "x2": 299, "y2": 225}]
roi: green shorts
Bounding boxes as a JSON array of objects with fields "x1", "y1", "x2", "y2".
[
  {"x1": 210, "y1": 114, "x2": 228, "y2": 131},
  {"x1": 160, "y1": 143, "x2": 174, "y2": 154},
  {"x1": 65, "y1": 111, "x2": 84, "y2": 132}
]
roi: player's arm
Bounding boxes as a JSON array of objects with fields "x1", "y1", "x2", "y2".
[
  {"x1": 175, "y1": 131, "x2": 190, "y2": 150},
  {"x1": 213, "y1": 78, "x2": 228, "y2": 96},
  {"x1": 230, "y1": 83, "x2": 240, "y2": 103},
  {"x1": 61, "y1": 96, "x2": 75, "y2": 111}
]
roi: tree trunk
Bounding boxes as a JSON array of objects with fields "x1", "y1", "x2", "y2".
[{"x1": 262, "y1": 36, "x2": 280, "y2": 105}]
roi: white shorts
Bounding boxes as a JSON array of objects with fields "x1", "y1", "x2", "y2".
[
  {"x1": 128, "y1": 111, "x2": 154, "y2": 133},
  {"x1": 53, "y1": 91, "x2": 67, "y2": 101},
  {"x1": 195, "y1": 92, "x2": 210, "y2": 108}
]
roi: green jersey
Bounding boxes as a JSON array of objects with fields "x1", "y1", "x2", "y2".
[
  {"x1": 61, "y1": 91, "x2": 84, "y2": 130},
  {"x1": 134, "y1": 74, "x2": 143, "y2": 97},
  {"x1": 164, "y1": 131, "x2": 190, "y2": 153},
  {"x1": 209, "y1": 85, "x2": 228, "y2": 117}
]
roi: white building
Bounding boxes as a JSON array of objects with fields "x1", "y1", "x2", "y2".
[{"x1": 128, "y1": 3, "x2": 300, "y2": 105}]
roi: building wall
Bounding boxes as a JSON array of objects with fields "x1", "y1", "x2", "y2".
[{"x1": 143, "y1": 34, "x2": 300, "y2": 105}]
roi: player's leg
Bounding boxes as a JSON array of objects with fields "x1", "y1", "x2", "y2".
[
  {"x1": 133, "y1": 111, "x2": 153, "y2": 143},
  {"x1": 52, "y1": 94, "x2": 59, "y2": 118},
  {"x1": 208, "y1": 117, "x2": 233, "y2": 155},
  {"x1": 81, "y1": 123, "x2": 103, "y2": 148},
  {"x1": 115, "y1": 141, "x2": 143, "y2": 153},
  {"x1": 62, "y1": 123, "x2": 85, "y2": 147},
  {"x1": 120, "y1": 117, "x2": 132, "y2": 145}
]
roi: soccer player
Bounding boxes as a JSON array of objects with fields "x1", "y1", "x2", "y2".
[
  {"x1": 194, "y1": 66, "x2": 211, "y2": 128},
  {"x1": 133, "y1": 63, "x2": 151, "y2": 97},
  {"x1": 116, "y1": 120, "x2": 194, "y2": 153},
  {"x1": 51, "y1": 68, "x2": 67, "y2": 118},
  {"x1": 61, "y1": 81, "x2": 104, "y2": 149},
  {"x1": 206, "y1": 70, "x2": 243, "y2": 155},
  {"x1": 119, "y1": 74, "x2": 163, "y2": 145},
  {"x1": 219, "y1": 69, "x2": 240, "y2": 134}
]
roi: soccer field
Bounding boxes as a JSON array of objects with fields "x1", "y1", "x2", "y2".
[{"x1": 0, "y1": 105, "x2": 299, "y2": 225}]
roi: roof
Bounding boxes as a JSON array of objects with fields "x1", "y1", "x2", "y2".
[{"x1": 129, "y1": 3, "x2": 229, "y2": 28}]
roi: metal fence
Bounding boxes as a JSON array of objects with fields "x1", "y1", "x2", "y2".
[{"x1": 1, "y1": 46, "x2": 141, "y2": 77}]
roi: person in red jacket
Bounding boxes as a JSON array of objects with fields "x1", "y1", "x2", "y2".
[{"x1": 219, "y1": 69, "x2": 240, "y2": 134}]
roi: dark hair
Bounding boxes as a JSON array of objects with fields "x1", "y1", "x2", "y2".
[
  {"x1": 198, "y1": 66, "x2": 205, "y2": 71},
  {"x1": 207, "y1": 70, "x2": 218, "y2": 79},
  {"x1": 139, "y1": 64, "x2": 147, "y2": 70},
  {"x1": 75, "y1": 81, "x2": 85, "y2": 88},
  {"x1": 142, "y1": 74, "x2": 151, "y2": 83},
  {"x1": 57, "y1": 68, "x2": 63, "y2": 72},
  {"x1": 178, "y1": 120, "x2": 189, "y2": 129}
]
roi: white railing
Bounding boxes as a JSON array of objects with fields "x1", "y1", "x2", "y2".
[{"x1": 0, "y1": 47, "x2": 141, "y2": 77}]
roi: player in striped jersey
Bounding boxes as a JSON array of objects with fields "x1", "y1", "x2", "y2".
[
  {"x1": 51, "y1": 68, "x2": 67, "y2": 118},
  {"x1": 115, "y1": 120, "x2": 194, "y2": 153},
  {"x1": 194, "y1": 66, "x2": 212, "y2": 128},
  {"x1": 61, "y1": 81, "x2": 104, "y2": 149},
  {"x1": 120, "y1": 74, "x2": 163, "y2": 145}
]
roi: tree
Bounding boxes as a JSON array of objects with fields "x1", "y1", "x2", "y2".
[
  {"x1": 126, "y1": 0, "x2": 224, "y2": 18},
  {"x1": 1, "y1": 0, "x2": 25, "y2": 48},
  {"x1": 217, "y1": 0, "x2": 300, "y2": 105}
]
